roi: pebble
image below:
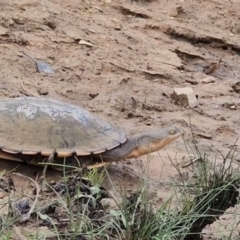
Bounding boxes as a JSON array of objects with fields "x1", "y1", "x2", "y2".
[
  {"x1": 43, "y1": 19, "x2": 57, "y2": 30},
  {"x1": 38, "y1": 87, "x2": 49, "y2": 95},
  {"x1": 172, "y1": 87, "x2": 198, "y2": 108},
  {"x1": 0, "y1": 26, "x2": 9, "y2": 35},
  {"x1": 231, "y1": 82, "x2": 240, "y2": 93},
  {"x1": 201, "y1": 76, "x2": 216, "y2": 84},
  {"x1": 185, "y1": 79, "x2": 198, "y2": 85}
]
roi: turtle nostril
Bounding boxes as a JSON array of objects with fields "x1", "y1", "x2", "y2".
[{"x1": 180, "y1": 131, "x2": 186, "y2": 136}]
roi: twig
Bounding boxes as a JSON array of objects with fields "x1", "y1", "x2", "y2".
[
  {"x1": 20, "y1": 82, "x2": 39, "y2": 97},
  {"x1": 12, "y1": 173, "x2": 40, "y2": 222},
  {"x1": 181, "y1": 157, "x2": 201, "y2": 168},
  {"x1": 21, "y1": 51, "x2": 37, "y2": 64},
  {"x1": 107, "y1": 80, "x2": 113, "y2": 102}
]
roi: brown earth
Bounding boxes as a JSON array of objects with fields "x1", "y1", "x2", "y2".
[{"x1": 1, "y1": 0, "x2": 240, "y2": 239}]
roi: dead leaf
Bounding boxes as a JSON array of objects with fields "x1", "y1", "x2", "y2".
[{"x1": 10, "y1": 173, "x2": 33, "y2": 195}]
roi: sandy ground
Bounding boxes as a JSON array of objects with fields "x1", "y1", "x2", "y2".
[{"x1": 1, "y1": 0, "x2": 240, "y2": 238}]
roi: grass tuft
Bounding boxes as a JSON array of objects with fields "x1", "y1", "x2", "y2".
[{"x1": 1, "y1": 139, "x2": 240, "y2": 239}]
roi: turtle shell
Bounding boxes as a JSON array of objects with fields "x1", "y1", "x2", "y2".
[{"x1": 0, "y1": 97, "x2": 127, "y2": 158}]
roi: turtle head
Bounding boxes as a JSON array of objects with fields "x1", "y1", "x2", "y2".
[
  {"x1": 97, "y1": 125, "x2": 182, "y2": 163},
  {"x1": 127, "y1": 125, "x2": 182, "y2": 159},
  {"x1": 145, "y1": 125, "x2": 181, "y2": 150}
]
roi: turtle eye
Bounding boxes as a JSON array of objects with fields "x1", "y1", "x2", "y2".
[{"x1": 169, "y1": 129, "x2": 176, "y2": 134}]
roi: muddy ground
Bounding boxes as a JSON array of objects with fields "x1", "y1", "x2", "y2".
[{"x1": 1, "y1": 0, "x2": 240, "y2": 239}]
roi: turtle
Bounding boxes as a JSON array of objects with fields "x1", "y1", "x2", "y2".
[{"x1": 0, "y1": 97, "x2": 181, "y2": 171}]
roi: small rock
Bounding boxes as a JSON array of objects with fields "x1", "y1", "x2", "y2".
[
  {"x1": 185, "y1": 79, "x2": 198, "y2": 85},
  {"x1": 172, "y1": 87, "x2": 198, "y2": 108},
  {"x1": 38, "y1": 87, "x2": 49, "y2": 95},
  {"x1": 89, "y1": 93, "x2": 99, "y2": 99},
  {"x1": 13, "y1": 17, "x2": 25, "y2": 25},
  {"x1": 88, "y1": 29, "x2": 95, "y2": 33},
  {"x1": 169, "y1": 8, "x2": 178, "y2": 17},
  {"x1": 120, "y1": 77, "x2": 130, "y2": 84},
  {"x1": 201, "y1": 76, "x2": 216, "y2": 84},
  {"x1": 101, "y1": 199, "x2": 116, "y2": 210},
  {"x1": 223, "y1": 102, "x2": 237, "y2": 110},
  {"x1": 0, "y1": 26, "x2": 9, "y2": 35},
  {"x1": 169, "y1": 6, "x2": 187, "y2": 18},
  {"x1": 43, "y1": 19, "x2": 57, "y2": 30},
  {"x1": 231, "y1": 82, "x2": 240, "y2": 93}
]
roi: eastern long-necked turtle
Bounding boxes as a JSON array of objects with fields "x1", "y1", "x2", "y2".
[{"x1": 0, "y1": 97, "x2": 181, "y2": 170}]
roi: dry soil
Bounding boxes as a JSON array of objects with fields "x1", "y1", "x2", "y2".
[{"x1": 1, "y1": 0, "x2": 240, "y2": 239}]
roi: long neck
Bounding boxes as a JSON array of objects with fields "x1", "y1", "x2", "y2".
[{"x1": 100, "y1": 136, "x2": 139, "y2": 162}]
